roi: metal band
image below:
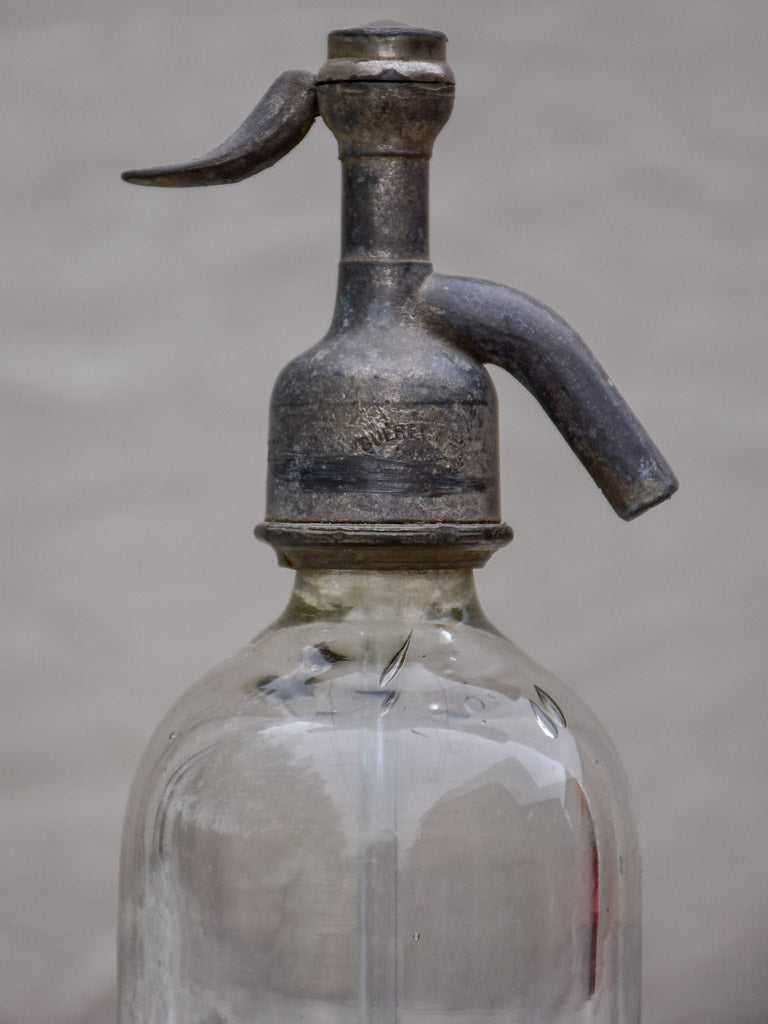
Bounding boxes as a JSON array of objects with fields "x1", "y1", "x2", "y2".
[{"x1": 255, "y1": 521, "x2": 513, "y2": 570}]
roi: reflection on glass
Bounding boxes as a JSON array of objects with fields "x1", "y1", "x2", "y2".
[{"x1": 119, "y1": 570, "x2": 640, "y2": 1023}]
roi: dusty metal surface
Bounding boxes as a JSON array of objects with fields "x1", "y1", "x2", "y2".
[
  {"x1": 416, "y1": 274, "x2": 678, "y2": 520},
  {"x1": 123, "y1": 21, "x2": 677, "y2": 567},
  {"x1": 253, "y1": 522, "x2": 514, "y2": 571},
  {"x1": 122, "y1": 71, "x2": 318, "y2": 187}
]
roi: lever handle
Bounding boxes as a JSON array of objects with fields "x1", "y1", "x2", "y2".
[
  {"x1": 122, "y1": 70, "x2": 318, "y2": 187},
  {"x1": 416, "y1": 273, "x2": 678, "y2": 520}
]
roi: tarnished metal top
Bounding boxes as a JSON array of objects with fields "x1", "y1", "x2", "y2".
[
  {"x1": 123, "y1": 23, "x2": 677, "y2": 569},
  {"x1": 318, "y1": 21, "x2": 454, "y2": 85}
]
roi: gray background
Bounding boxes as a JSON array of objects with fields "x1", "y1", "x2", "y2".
[{"x1": 3, "y1": 1, "x2": 766, "y2": 1022}]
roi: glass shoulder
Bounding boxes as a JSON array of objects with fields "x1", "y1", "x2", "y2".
[{"x1": 129, "y1": 616, "x2": 631, "y2": 816}]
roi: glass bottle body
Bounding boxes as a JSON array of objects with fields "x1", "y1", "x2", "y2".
[{"x1": 119, "y1": 569, "x2": 640, "y2": 1024}]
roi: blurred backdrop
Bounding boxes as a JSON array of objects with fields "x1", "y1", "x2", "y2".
[{"x1": 3, "y1": 1, "x2": 767, "y2": 1022}]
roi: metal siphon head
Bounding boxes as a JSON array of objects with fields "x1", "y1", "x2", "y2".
[{"x1": 123, "y1": 23, "x2": 678, "y2": 570}]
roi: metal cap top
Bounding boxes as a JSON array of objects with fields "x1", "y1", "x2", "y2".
[{"x1": 318, "y1": 22, "x2": 454, "y2": 85}]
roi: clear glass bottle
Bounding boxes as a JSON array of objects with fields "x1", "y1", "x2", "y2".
[
  {"x1": 119, "y1": 21, "x2": 675, "y2": 1024},
  {"x1": 118, "y1": 569, "x2": 640, "y2": 1023}
]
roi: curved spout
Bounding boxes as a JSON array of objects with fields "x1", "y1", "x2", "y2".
[{"x1": 416, "y1": 273, "x2": 678, "y2": 520}]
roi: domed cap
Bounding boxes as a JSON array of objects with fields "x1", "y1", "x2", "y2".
[{"x1": 317, "y1": 21, "x2": 454, "y2": 85}]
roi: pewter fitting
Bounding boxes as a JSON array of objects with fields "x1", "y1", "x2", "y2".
[{"x1": 123, "y1": 22, "x2": 677, "y2": 569}]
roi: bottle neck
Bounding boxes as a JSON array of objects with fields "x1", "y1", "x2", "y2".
[
  {"x1": 340, "y1": 156, "x2": 430, "y2": 263},
  {"x1": 329, "y1": 153, "x2": 432, "y2": 335},
  {"x1": 317, "y1": 77, "x2": 452, "y2": 266},
  {"x1": 282, "y1": 569, "x2": 486, "y2": 626}
]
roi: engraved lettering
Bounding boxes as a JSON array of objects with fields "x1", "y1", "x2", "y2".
[{"x1": 355, "y1": 420, "x2": 454, "y2": 455}]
